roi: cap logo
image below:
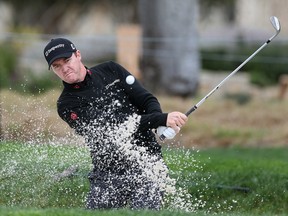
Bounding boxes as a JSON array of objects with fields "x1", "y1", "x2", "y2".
[
  {"x1": 71, "y1": 44, "x2": 76, "y2": 50},
  {"x1": 45, "y1": 44, "x2": 65, "y2": 57}
]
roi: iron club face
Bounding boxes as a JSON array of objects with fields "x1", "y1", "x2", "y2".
[
  {"x1": 268, "y1": 16, "x2": 281, "y2": 42},
  {"x1": 270, "y1": 16, "x2": 281, "y2": 32}
]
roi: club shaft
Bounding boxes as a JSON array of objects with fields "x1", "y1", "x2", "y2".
[
  {"x1": 186, "y1": 39, "x2": 271, "y2": 116},
  {"x1": 185, "y1": 16, "x2": 280, "y2": 117}
]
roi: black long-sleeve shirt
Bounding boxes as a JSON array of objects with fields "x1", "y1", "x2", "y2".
[{"x1": 57, "y1": 61, "x2": 167, "y2": 171}]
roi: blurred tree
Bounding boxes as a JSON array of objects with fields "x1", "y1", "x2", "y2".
[{"x1": 138, "y1": 0, "x2": 200, "y2": 97}]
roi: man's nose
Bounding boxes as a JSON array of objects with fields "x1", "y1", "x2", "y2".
[{"x1": 61, "y1": 64, "x2": 69, "y2": 73}]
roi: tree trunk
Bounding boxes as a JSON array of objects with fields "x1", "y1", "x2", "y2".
[{"x1": 138, "y1": 0, "x2": 200, "y2": 97}]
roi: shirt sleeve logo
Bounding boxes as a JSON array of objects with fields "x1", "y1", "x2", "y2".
[{"x1": 70, "y1": 112, "x2": 78, "y2": 120}]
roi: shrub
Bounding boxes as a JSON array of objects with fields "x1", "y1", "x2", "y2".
[
  {"x1": 0, "y1": 42, "x2": 61, "y2": 94},
  {"x1": 0, "y1": 43, "x2": 17, "y2": 89},
  {"x1": 15, "y1": 71, "x2": 62, "y2": 94}
]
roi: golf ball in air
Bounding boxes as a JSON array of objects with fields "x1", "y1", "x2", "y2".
[{"x1": 126, "y1": 75, "x2": 135, "y2": 85}]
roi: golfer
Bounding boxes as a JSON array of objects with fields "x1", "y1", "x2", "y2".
[{"x1": 43, "y1": 38, "x2": 187, "y2": 210}]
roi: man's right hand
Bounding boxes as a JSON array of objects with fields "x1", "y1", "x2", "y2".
[
  {"x1": 157, "y1": 111, "x2": 187, "y2": 140},
  {"x1": 166, "y1": 111, "x2": 187, "y2": 131}
]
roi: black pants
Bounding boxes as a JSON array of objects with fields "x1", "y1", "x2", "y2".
[{"x1": 86, "y1": 169, "x2": 163, "y2": 210}]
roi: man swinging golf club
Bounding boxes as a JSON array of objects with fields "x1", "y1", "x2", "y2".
[{"x1": 43, "y1": 38, "x2": 187, "y2": 210}]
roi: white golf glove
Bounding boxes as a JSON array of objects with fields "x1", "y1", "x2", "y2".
[{"x1": 157, "y1": 126, "x2": 178, "y2": 140}]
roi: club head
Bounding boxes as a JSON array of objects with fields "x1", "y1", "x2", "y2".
[{"x1": 270, "y1": 16, "x2": 281, "y2": 33}]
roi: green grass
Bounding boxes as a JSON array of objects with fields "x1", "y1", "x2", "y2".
[
  {"x1": 189, "y1": 148, "x2": 288, "y2": 214},
  {"x1": 0, "y1": 142, "x2": 287, "y2": 215},
  {"x1": 0, "y1": 207, "x2": 213, "y2": 216}
]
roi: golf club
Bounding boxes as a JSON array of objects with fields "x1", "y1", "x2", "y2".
[{"x1": 160, "y1": 16, "x2": 281, "y2": 141}]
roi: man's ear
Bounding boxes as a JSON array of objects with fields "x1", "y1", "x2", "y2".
[{"x1": 75, "y1": 50, "x2": 81, "y2": 59}]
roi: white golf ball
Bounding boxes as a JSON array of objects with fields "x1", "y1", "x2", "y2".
[{"x1": 126, "y1": 75, "x2": 135, "y2": 85}]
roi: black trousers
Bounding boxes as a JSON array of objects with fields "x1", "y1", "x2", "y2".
[{"x1": 86, "y1": 169, "x2": 164, "y2": 210}]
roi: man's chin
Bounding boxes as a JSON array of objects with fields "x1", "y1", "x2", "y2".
[{"x1": 64, "y1": 76, "x2": 79, "y2": 84}]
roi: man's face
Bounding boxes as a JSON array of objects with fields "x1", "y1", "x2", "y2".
[{"x1": 51, "y1": 50, "x2": 83, "y2": 84}]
